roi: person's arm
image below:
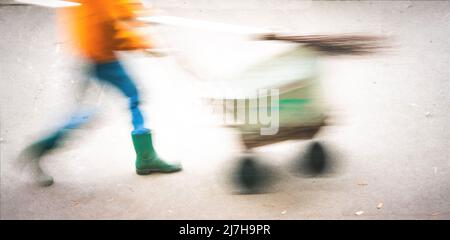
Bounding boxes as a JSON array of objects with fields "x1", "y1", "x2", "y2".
[{"x1": 113, "y1": 0, "x2": 158, "y2": 52}]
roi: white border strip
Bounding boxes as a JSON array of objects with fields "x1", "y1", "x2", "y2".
[{"x1": 15, "y1": 0, "x2": 80, "y2": 8}]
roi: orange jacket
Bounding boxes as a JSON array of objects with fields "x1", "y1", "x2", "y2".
[{"x1": 59, "y1": 0, "x2": 152, "y2": 62}]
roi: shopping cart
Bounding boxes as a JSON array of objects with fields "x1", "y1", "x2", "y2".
[
  {"x1": 141, "y1": 15, "x2": 386, "y2": 193},
  {"x1": 203, "y1": 35, "x2": 385, "y2": 193},
  {"x1": 204, "y1": 45, "x2": 329, "y2": 193}
]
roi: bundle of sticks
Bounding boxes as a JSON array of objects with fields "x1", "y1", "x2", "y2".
[{"x1": 258, "y1": 33, "x2": 389, "y2": 56}]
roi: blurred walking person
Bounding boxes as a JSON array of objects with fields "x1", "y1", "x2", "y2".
[{"x1": 20, "y1": 0, "x2": 181, "y2": 187}]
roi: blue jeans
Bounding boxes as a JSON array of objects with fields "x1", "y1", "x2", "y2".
[
  {"x1": 37, "y1": 61, "x2": 146, "y2": 150},
  {"x1": 94, "y1": 61, "x2": 145, "y2": 130}
]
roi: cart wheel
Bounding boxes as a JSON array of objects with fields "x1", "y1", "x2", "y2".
[
  {"x1": 300, "y1": 141, "x2": 328, "y2": 176},
  {"x1": 233, "y1": 155, "x2": 271, "y2": 194}
]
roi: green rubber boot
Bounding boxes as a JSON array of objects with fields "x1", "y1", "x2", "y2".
[
  {"x1": 132, "y1": 129, "x2": 182, "y2": 175},
  {"x1": 19, "y1": 135, "x2": 60, "y2": 187}
]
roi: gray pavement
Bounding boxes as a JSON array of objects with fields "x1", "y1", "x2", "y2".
[{"x1": 0, "y1": 0, "x2": 449, "y2": 219}]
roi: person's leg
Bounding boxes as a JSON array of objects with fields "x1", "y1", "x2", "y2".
[
  {"x1": 94, "y1": 61, "x2": 144, "y2": 131},
  {"x1": 20, "y1": 108, "x2": 97, "y2": 186},
  {"x1": 33, "y1": 108, "x2": 96, "y2": 152},
  {"x1": 94, "y1": 61, "x2": 181, "y2": 174}
]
